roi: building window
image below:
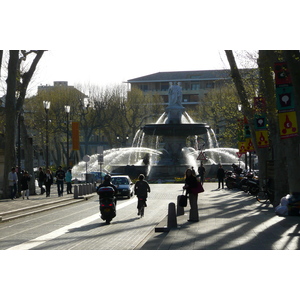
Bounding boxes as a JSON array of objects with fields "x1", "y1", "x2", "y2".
[
  {"x1": 190, "y1": 95, "x2": 199, "y2": 102},
  {"x1": 206, "y1": 82, "x2": 214, "y2": 88},
  {"x1": 139, "y1": 84, "x2": 148, "y2": 91},
  {"x1": 191, "y1": 83, "x2": 200, "y2": 90},
  {"x1": 161, "y1": 83, "x2": 169, "y2": 91}
]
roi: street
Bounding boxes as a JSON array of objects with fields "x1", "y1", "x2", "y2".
[{"x1": 0, "y1": 183, "x2": 183, "y2": 250}]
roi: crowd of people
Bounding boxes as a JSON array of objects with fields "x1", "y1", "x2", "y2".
[{"x1": 8, "y1": 166, "x2": 73, "y2": 200}]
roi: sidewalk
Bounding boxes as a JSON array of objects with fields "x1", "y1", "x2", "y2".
[
  {"x1": 140, "y1": 183, "x2": 300, "y2": 250},
  {"x1": 0, "y1": 185, "x2": 94, "y2": 222}
]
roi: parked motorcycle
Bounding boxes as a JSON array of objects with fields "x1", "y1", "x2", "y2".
[
  {"x1": 225, "y1": 171, "x2": 237, "y2": 189},
  {"x1": 97, "y1": 186, "x2": 116, "y2": 224},
  {"x1": 245, "y1": 173, "x2": 259, "y2": 195},
  {"x1": 225, "y1": 171, "x2": 244, "y2": 189}
]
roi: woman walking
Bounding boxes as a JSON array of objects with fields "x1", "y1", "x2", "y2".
[
  {"x1": 134, "y1": 174, "x2": 151, "y2": 217},
  {"x1": 183, "y1": 168, "x2": 199, "y2": 222},
  {"x1": 65, "y1": 169, "x2": 73, "y2": 194}
]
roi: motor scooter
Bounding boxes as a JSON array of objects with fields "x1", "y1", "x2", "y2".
[
  {"x1": 97, "y1": 186, "x2": 116, "y2": 224},
  {"x1": 245, "y1": 173, "x2": 259, "y2": 195}
]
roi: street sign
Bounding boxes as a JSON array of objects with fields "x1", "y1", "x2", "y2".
[
  {"x1": 98, "y1": 154, "x2": 103, "y2": 164},
  {"x1": 197, "y1": 151, "x2": 207, "y2": 161},
  {"x1": 236, "y1": 152, "x2": 243, "y2": 158},
  {"x1": 83, "y1": 155, "x2": 90, "y2": 162}
]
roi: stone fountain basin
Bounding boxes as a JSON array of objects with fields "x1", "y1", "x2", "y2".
[{"x1": 142, "y1": 123, "x2": 210, "y2": 136}]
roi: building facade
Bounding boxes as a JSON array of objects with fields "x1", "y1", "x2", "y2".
[{"x1": 126, "y1": 69, "x2": 234, "y2": 106}]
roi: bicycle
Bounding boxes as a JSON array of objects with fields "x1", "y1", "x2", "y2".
[
  {"x1": 137, "y1": 197, "x2": 147, "y2": 217},
  {"x1": 256, "y1": 179, "x2": 275, "y2": 205},
  {"x1": 256, "y1": 189, "x2": 270, "y2": 204}
]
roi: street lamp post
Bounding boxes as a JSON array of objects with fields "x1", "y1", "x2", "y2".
[
  {"x1": 64, "y1": 105, "x2": 71, "y2": 167},
  {"x1": 117, "y1": 134, "x2": 129, "y2": 147},
  {"x1": 43, "y1": 101, "x2": 51, "y2": 169}
]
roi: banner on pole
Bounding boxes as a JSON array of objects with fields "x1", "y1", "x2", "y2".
[
  {"x1": 255, "y1": 130, "x2": 269, "y2": 148},
  {"x1": 276, "y1": 86, "x2": 294, "y2": 110},
  {"x1": 238, "y1": 141, "x2": 247, "y2": 154},
  {"x1": 72, "y1": 122, "x2": 80, "y2": 150},
  {"x1": 278, "y1": 111, "x2": 298, "y2": 139},
  {"x1": 245, "y1": 138, "x2": 255, "y2": 152},
  {"x1": 274, "y1": 62, "x2": 292, "y2": 86}
]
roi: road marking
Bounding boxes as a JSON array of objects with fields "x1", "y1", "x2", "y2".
[{"x1": 7, "y1": 197, "x2": 137, "y2": 250}]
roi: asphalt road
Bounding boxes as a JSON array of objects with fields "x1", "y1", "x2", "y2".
[{"x1": 0, "y1": 183, "x2": 184, "y2": 250}]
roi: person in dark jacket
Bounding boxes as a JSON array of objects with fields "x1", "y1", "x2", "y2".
[
  {"x1": 183, "y1": 168, "x2": 199, "y2": 222},
  {"x1": 38, "y1": 167, "x2": 45, "y2": 195},
  {"x1": 20, "y1": 171, "x2": 31, "y2": 199},
  {"x1": 134, "y1": 174, "x2": 151, "y2": 216},
  {"x1": 198, "y1": 162, "x2": 206, "y2": 185},
  {"x1": 97, "y1": 174, "x2": 118, "y2": 205},
  {"x1": 55, "y1": 166, "x2": 65, "y2": 197},
  {"x1": 217, "y1": 164, "x2": 225, "y2": 189},
  {"x1": 44, "y1": 169, "x2": 54, "y2": 197}
]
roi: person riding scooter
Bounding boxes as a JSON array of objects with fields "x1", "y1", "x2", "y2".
[
  {"x1": 97, "y1": 174, "x2": 118, "y2": 205},
  {"x1": 97, "y1": 174, "x2": 118, "y2": 224}
]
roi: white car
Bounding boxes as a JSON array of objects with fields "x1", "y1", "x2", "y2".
[{"x1": 111, "y1": 175, "x2": 134, "y2": 199}]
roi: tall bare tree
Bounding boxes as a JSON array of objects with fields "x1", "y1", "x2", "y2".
[
  {"x1": 2, "y1": 50, "x2": 45, "y2": 198},
  {"x1": 226, "y1": 50, "x2": 300, "y2": 204}
]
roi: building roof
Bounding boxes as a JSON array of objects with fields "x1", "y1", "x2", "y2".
[{"x1": 127, "y1": 69, "x2": 233, "y2": 83}]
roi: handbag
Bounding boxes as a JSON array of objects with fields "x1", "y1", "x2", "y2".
[
  {"x1": 191, "y1": 181, "x2": 204, "y2": 194},
  {"x1": 178, "y1": 194, "x2": 188, "y2": 207}
]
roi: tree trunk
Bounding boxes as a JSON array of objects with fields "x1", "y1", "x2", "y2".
[
  {"x1": 0, "y1": 50, "x2": 3, "y2": 77},
  {"x1": 283, "y1": 51, "x2": 300, "y2": 194},
  {"x1": 20, "y1": 115, "x2": 36, "y2": 195},
  {"x1": 225, "y1": 50, "x2": 290, "y2": 205},
  {"x1": 3, "y1": 51, "x2": 19, "y2": 198},
  {"x1": 258, "y1": 50, "x2": 289, "y2": 204}
]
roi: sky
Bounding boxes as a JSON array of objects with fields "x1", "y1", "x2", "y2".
[
  {"x1": 4, "y1": 0, "x2": 299, "y2": 97},
  {"x1": 33, "y1": 49, "x2": 229, "y2": 90}
]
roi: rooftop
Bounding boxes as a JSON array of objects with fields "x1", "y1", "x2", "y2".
[
  {"x1": 127, "y1": 69, "x2": 232, "y2": 83},
  {"x1": 127, "y1": 69, "x2": 257, "y2": 83}
]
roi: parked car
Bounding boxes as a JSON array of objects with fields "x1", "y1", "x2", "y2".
[{"x1": 111, "y1": 175, "x2": 134, "y2": 199}]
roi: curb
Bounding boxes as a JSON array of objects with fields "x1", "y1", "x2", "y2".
[{"x1": 0, "y1": 194, "x2": 95, "y2": 222}]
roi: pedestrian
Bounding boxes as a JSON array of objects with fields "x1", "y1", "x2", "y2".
[
  {"x1": 65, "y1": 168, "x2": 73, "y2": 194},
  {"x1": 134, "y1": 174, "x2": 151, "y2": 216},
  {"x1": 183, "y1": 168, "x2": 199, "y2": 222},
  {"x1": 198, "y1": 162, "x2": 206, "y2": 185},
  {"x1": 38, "y1": 167, "x2": 46, "y2": 195},
  {"x1": 20, "y1": 171, "x2": 31, "y2": 199},
  {"x1": 44, "y1": 169, "x2": 53, "y2": 197},
  {"x1": 55, "y1": 166, "x2": 65, "y2": 197},
  {"x1": 8, "y1": 167, "x2": 18, "y2": 200},
  {"x1": 217, "y1": 164, "x2": 225, "y2": 189}
]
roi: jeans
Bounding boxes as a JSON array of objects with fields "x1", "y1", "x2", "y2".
[
  {"x1": 66, "y1": 182, "x2": 72, "y2": 194},
  {"x1": 39, "y1": 181, "x2": 45, "y2": 194},
  {"x1": 218, "y1": 178, "x2": 224, "y2": 189},
  {"x1": 57, "y1": 180, "x2": 64, "y2": 196},
  {"x1": 10, "y1": 183, "x2": 17, "y2": 199}
]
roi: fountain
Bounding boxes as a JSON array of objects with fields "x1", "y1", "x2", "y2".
[{"x1": 72, "y1": 81, "x2": 244, "y2": 181}]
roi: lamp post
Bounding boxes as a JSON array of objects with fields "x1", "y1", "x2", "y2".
[
  {"x1": 64, "y1": 105, "x2": 70, "y2": 167},
  {"x1": 117, "y1": 134, "x2": 129, "y2": 147},
  {"x1": 43, "y1": 101, "x2": 51, "y2": 169}
]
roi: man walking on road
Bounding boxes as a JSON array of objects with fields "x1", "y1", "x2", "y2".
[
  {"x1": 55, "y1": 166, "x2": 65, "y2": 197},
  {"x1": 217, "y1": 164, "x2": 225, "y2": 189},
  {"x1": 8, "y1": 167, "x2": 18, "y2": 199},
  {"x1": 38, "y1": 167, "x2": 46, "y2": 195}
]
